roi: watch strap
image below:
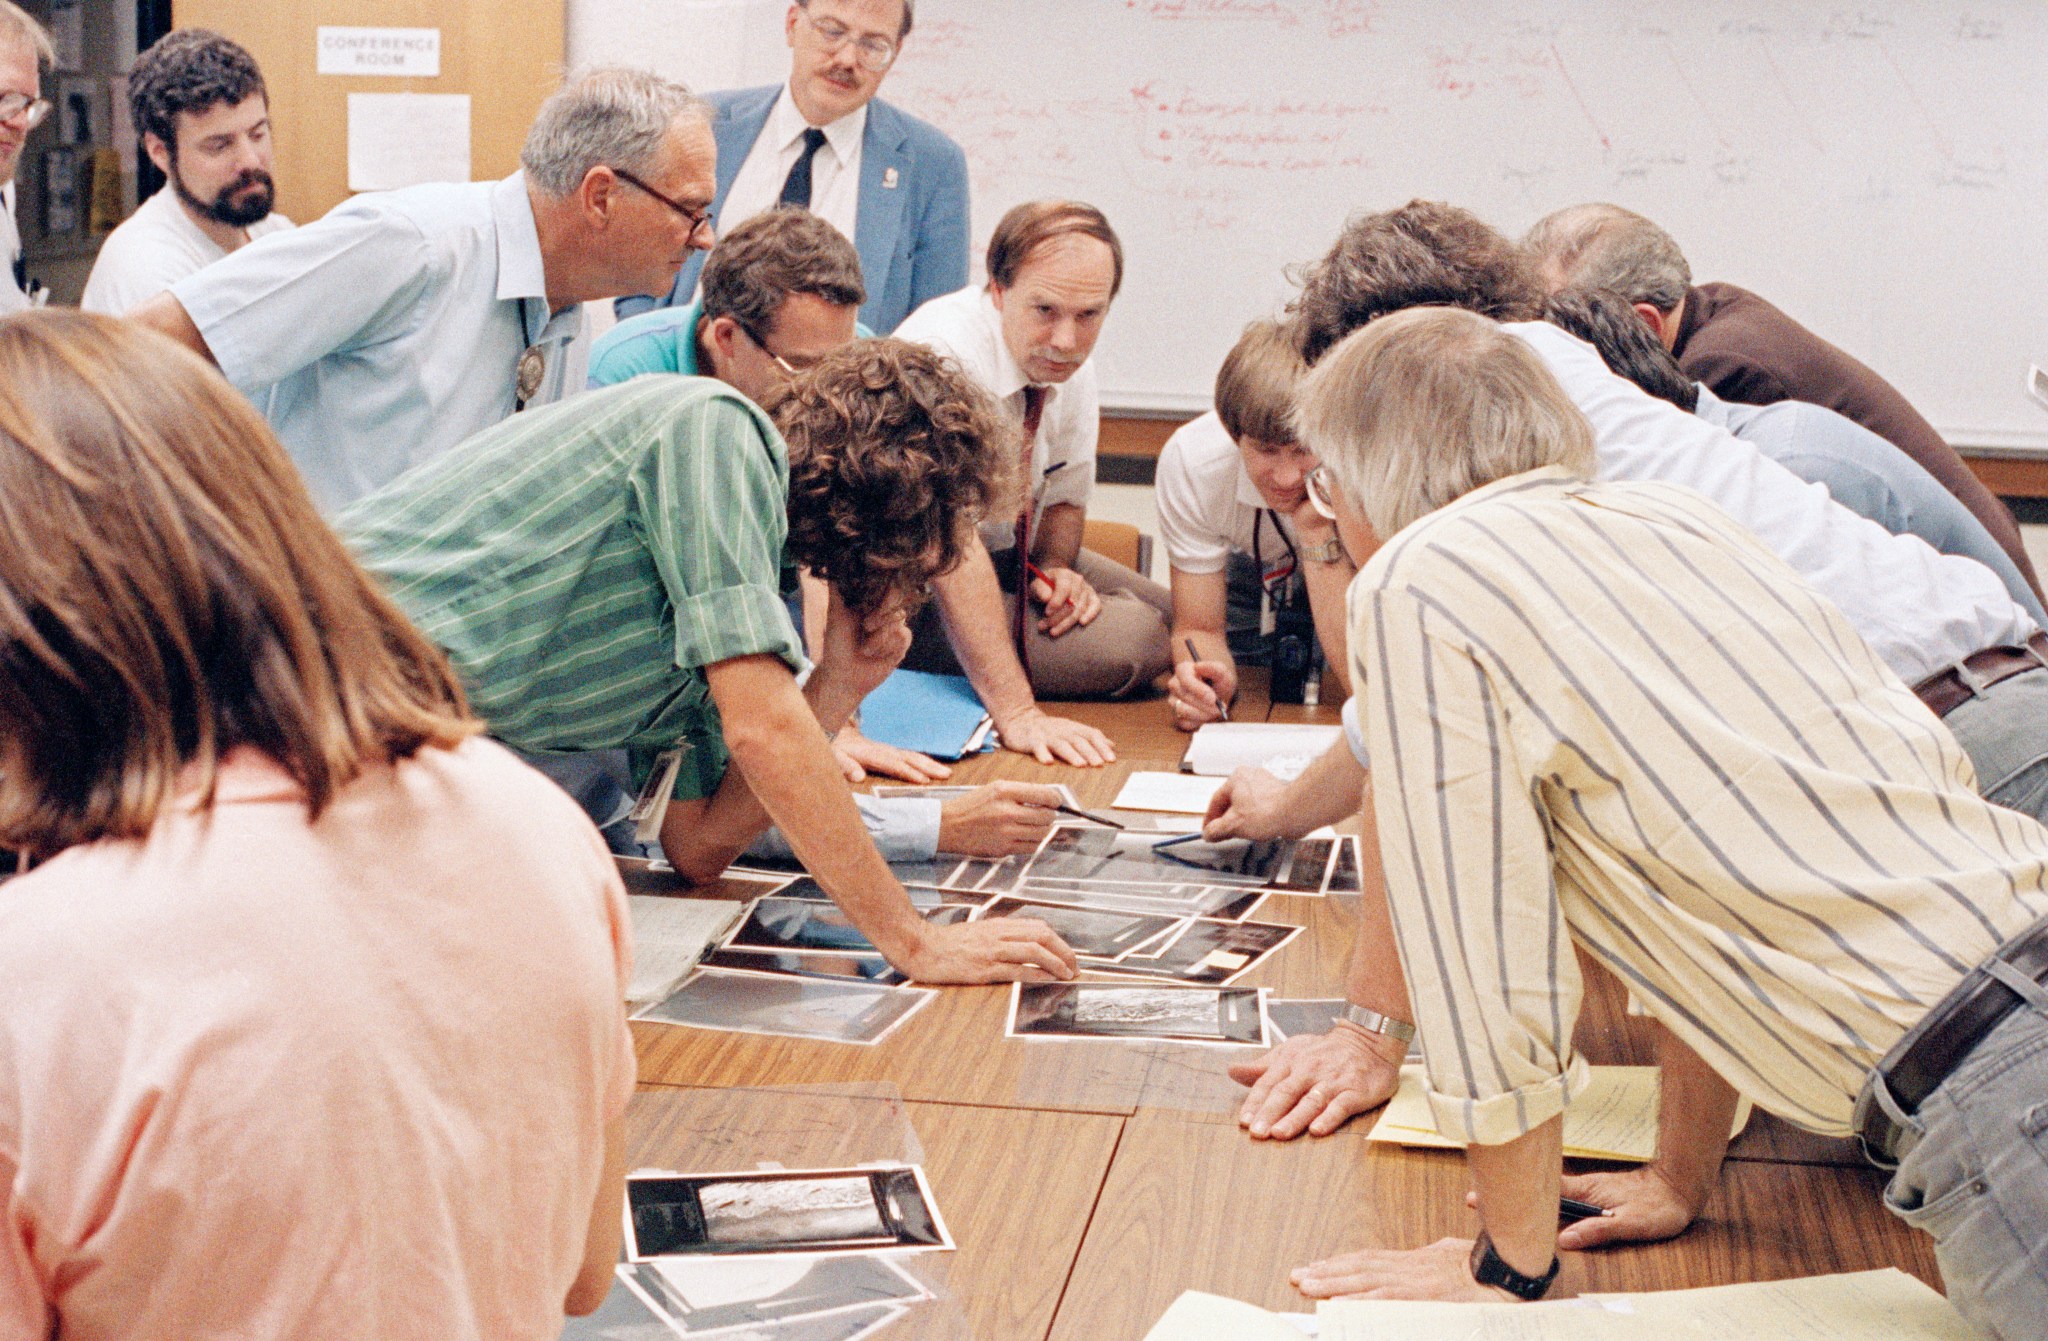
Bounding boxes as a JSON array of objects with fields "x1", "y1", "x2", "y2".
[
  {"x1": 1303, "y1": 536, "x2": 1347, "y2": 564},
  {"x1": 1341, "y1": 1003, "x2": 1416, "y2": 1043},
  {"x1": 1468, "y1": 1230, "x2": 1560, "y2": 1301}
]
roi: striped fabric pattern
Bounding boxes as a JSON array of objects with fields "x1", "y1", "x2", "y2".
[
  {"x1": 342, "y1": 375, "x2": 806, "y2": 801},
  {"x1": 1354, "y1": 466, "x2": 2048, "y2": 1142}
]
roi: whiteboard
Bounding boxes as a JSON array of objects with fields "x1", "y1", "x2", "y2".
[{"x1": 569, "y1": 1, "x2": 2048, "y2": 452}]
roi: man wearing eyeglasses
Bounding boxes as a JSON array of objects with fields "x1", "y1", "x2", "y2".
[
  {"x1": 129, "y1": 67, "x2": 716, "y2": 513},
  {"x1": 0, "y1": 3, "x2": 52, "y2": 314},
  {"x1": 615, "y1": 0, "x2": 967, "y2": 337}
]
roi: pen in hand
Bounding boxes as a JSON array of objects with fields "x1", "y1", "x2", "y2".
[{"x1": 1182, "y1": 637, "x2": 1230, "y2": 721}]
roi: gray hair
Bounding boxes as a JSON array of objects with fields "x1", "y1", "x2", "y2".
[
  {"x1": 1522, "y1": 203, "x2": 1691, "y2": 312},
  {"x1": 520, "y1": 66, "x2": 704, "y2": 198},
  {"x1": 0, "y1": 2, "x2": 53, "y2": 68},
  {"x1": 1294, "y1": 307, "x2": 1595, "y2": 538}
]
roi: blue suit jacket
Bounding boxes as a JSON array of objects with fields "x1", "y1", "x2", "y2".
[{"x1": 616, "y1": 85, "x2": 970, "y2": 335}]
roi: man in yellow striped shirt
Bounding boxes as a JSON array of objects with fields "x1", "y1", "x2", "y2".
[{"x1": 1250, "y1": 308, "x2": 2048, "y2": 1337}]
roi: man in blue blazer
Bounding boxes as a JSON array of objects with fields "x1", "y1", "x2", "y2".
[{"x1": 615, "y1": 0, "x2": 967, "y2": 335}]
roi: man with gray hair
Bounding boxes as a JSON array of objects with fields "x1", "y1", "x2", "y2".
[
  {"x1": 1523, "y1": 201, "x2": 2041, "y2": 602},
  {"x1": 0, "y1": 2, "x2": 53, "y2": 312},
  {"x1": 131, "y1": 66, "x2": 714, "y2": 511}
]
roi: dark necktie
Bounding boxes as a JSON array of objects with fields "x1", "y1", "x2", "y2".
[
  {"x1": 1012, "y1": 385, "x2": 1048, "y2": 670},
  {"x1": 779, "y1": 128, "x2": 829, "y2": 209}
]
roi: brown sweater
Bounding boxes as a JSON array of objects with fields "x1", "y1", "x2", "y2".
[{"x1": 1672, "y1": 281, "x2": 2040, "y2": 601}]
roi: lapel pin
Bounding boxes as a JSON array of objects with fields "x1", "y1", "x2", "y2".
[{"x1": 882, "y1": 166, "x2": 900, "y2": 189}]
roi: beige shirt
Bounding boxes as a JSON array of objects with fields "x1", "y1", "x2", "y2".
[{"x1": 1354, "y1": 467, "x2": 2048, "y2": 1142}]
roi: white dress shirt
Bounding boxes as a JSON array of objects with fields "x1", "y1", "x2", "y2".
[
  {"x1": 896, "y1": 285, "x2": 1098, "y2": 553},
  {"x1": 1156, "y1": 410, "x2": 1300, "y2": 575},
  {"x1": 82, "y1": 187, "x2": 293, "y2": 315},
  {"x1": 0, "y1": 182, "x2": 29, "y2": 313},
  {"x1": 718, "y1": 84, "x2": 865, "y2": 249},
  {"x1": 1510, "y1": 321, "x2": 2034, "y2": 684}
]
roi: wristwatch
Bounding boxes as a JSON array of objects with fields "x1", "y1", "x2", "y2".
[
  {"x1": 1469, "y1": 1230, "x2": 1560, "y2": 1301},
  {"x1": 1341, "y1": 1003, "x2": 1416, "y2": 1044},
  {"x1": 1303, "y1": 535, "x2": 1347, "y2": 564}
]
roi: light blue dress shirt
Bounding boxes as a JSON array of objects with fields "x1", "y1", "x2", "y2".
[
  {"x1": 1694, "y1": 385, "x2": 2048, "y2": 626},
  {"x1": 171, "y1": 172, "x2": 584, "y2": 513}
]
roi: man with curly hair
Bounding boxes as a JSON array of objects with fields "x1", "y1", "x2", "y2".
[
  {"x1": 342, "y1": 341, "x2": 1078, "y2": 987},
  {"x1": 82, "y1": 29, "x2": 292, "y2": 315}
]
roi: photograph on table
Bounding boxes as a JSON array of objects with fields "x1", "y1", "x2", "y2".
[
  {"x1": 980, "y1": 896, "x2": 1184, "y2": 960},
  {"x1": 626, "y1": 1165, "x2": 953, "y2": 1260},
  {"x1": 727, "y1": 852, "x2": 969, "y2": 891},
  {"x1": 1263, "y1": 997, "x2": 1348, "y2": 1042},
  {"x1": 1326, "y1": 835, "x2": 1362, "y2": 894},
  {"x1": 769, "y1": 876, "x2": 991, "y2": 910},
  {"x1": 1008, "y1": 878, "x2": 1270, "y2": 923},
  {"x1": 632, "y1": 968, "x2": 935, "y2": 1046},
  {"x1": 616, "y1": 1250, "x2": 932, "y2": 1334},
  {"x1": 616, "y1": 853, "x2": 791, "y2": 900},
  {"x1": 1089, "y1": 918, "x2": 1302, "y2": 985},
  {"x1": 702, "y1": 946, "x2": 910, "y2": 987},
  {"x1": 1026, "y1": 827, "x2": 1285, "y2": 888},
  {"x1": 1007, "y1": 982, "x2": 1269, "y2": 1046},
  {"x1": 727, "y1": 897, "x2": 976, "y2": 956}
]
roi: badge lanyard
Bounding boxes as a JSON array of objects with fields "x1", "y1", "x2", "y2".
[{"x1": 1251, "y1": 509, "x2": 1300, "y2": 637}]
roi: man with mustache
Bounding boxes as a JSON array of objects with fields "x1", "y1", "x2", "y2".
[{"x1": 82, "y1": 30, "x2": 292, "y2": 316}]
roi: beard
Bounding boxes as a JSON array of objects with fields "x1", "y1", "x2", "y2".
[{"x1": 173, "y1": 164, "x2": 274, "y2": 228}]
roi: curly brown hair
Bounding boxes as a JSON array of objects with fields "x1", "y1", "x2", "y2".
[
  {"x1": 773, "y1": 339, "x2": 1017, "y2": 618},
  {"x1": 1288, "y1": 199, "x2": 1543, "y2": 365}
]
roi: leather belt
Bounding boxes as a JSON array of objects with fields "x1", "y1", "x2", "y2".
[
  {"x1": 1859, "y1": 915, "x2": 2048, "y2": 1160},
  {"x1": 1912, "y1": 631, "x2": 2048, "y2": 719}
]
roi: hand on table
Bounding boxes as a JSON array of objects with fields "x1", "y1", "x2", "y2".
[
  {"x1": 1291, "y1": 1237, "x2": 1515, "y2": 1302},
  {"x1": 996, "y1": 706, "x2": 1116, "y2": 767},
  {"x1": 1169, "y1": 657, "x2": 1237, "y2": 731},
  {"x1": 831, "y1": 724, "x2": 952, "y2": 784},
  {"x1": 897, "y1": 916, "x2": 1079, "y2": 985},
  {"x1": 1477, "y1": 1166, "x2": 1698, "y2": 1250},
  {"x1": 1029, "y1": 565, "x2": 1102, "y2": 639},
  {"x1": 1227, "y1": 1024, "x2": 1401, "y2": 1139},
  {"x1": 1202, "y1": 766, "x2": 1296, "y2": 841},
  {"x1": 936, "y1": 782, "x2": 1063, "y2": 856}
]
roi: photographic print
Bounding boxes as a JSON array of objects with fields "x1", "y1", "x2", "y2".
[
  {"x1": 702, "y1": 946, "x2": 908, "y2": 987},
  {"x1": 981, "y1": 896, "x2": 1182, "y2": 960},
  {"x1": 1271, "y1": 837, "x2": 1336, "y2": 893},
  {"x1": 632, "y1": 968, "x2": 934, "y2": 1046},
  {"x1": 727, "y1": 897, "x2": 973, "y2": 955},
  {"x1": 770, "y1": 876, "x2": 989, "y2": 910},
  {"x1": 620, "y1": 1247, "x2": 931, "y2": 1334},
  {"x1": 1265, "y1": 998, "x2": 1349, "y2": 1041},
  {"x1": 1007, "y1": 982, "x2": 1268, "y2": 1045},
  {"x1": 1023, "y1": 826, "x2": 1281, "y2": 889},
  {"x1": 627, "y1": 1165, "x2": 952, "y2": 1260},
  {"x1": 1092, "y1": 918, "x2": 1302, "y2": 985},
  {"x1": 1327, "y1": 836, "x2": 1362, "y2": 893}
]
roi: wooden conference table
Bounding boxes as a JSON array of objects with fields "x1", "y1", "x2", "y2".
[{"x1": 624, "y1": 679, "x2": 1940, "y2": 1340}]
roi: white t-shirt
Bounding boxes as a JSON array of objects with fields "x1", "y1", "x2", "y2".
[
  {"x1": 1156, "y1": 410, "x2": 1302, "y2": 576},
  {"x1": 896, "y1": 284, "x2": 1097, "y2": 552},
  {"x1": 719, "y1": 84, "x2": 864, "y2": 253},
  {"x1": 0, "y1": 182, "x2": 29, "y2": 313},
  {"x1": 81, "y1": 187, "x2": 293, "y2": 315}
]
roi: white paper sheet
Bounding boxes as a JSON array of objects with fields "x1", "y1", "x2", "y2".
[
  {"x1": 1112, "y1": 771, "x2": 1225, "y2": 815},
  {"x1": 347, "y1": 92, "x2": 470, "y2": 191}
]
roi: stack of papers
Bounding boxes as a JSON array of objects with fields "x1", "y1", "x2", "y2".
[
  {"x1": 625, "y1": 894, "x2": 749, "y2": 1007},
  {"x1": 1367, "y1": 1064, "x2": 1752, "y2": 1162},
  {"x1": 1181, "y1": 722, "x2": 1343, "y2": 780},
  {"x1": 857, "y1": 670, "x2": 993, "y2": 760},
  {"x1": 1144, "y1": 1271, "x2": 1981, "y2": 1340}
]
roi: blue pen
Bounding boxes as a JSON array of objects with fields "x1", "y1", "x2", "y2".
[{"x1": 1152, "y1": 832, "x2": 1204, "y2": 851}]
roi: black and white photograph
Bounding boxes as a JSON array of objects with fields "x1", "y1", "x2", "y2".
[
  {"x1": 727, "y1": 897, "x2": 975, "y2": 956},
  {"x1": 1270, "y1": 836, "x2": 1336, "y2": 893},
  {"x1": 981, "y1": 896, "x2": 1183, "y2": 960},
  {"x1": 631, "y1": 968, "x2": 935, "y2": 1046},
  {"x1": 702, "y1": 946, "x2": 909, "y2": 987},
  {"x1": 770, "y1": 876, "x2": 989, "y2": 911},
  {"x1": 1326, "y1": 836, "x2": 1362, "y2": 894},
  {"x1": 626, "y1": 1165, "x2": 953, "y2": 1260},
  {"x1": 1021, "y1": 826, "x2": 1288, "y2": 890},
  {"x1": 617, "y1": 1244, "x2": 931, "y2": 1333},
  {"x1": 1007, "y1": 877, "x2": 1267, "y2": 923},
  {"x1": 1092, "y1": 918, "x2": 1303, "y2": 986},
  {"x1": 1264, "y1": 998, "x2": 1349, "y2": 1042},
  {"x1": 1007, "y1": 982, "x2": 1268, "y2": 1046}
]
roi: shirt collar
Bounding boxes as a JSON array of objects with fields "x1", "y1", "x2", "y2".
[
  {"x1": 1235, "y1": 462, "x2": 1271, "y2": 511},
  {"x1": 771, "y1": 83, "x2": 868, "y2": 166},
  {"x1": 979, "y1": 289, "x2": 1034, "y2": 400},
  {"x1": 492, "y1": 171, "x2": 549, "y2": 306},
  {"x1": 1439, "y1": 463, "x2": 1587, "y2": 517}
]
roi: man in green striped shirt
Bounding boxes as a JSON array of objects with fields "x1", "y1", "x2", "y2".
[{"x1": 343, "y1": 342, "x2": 1076, "y2": 985}]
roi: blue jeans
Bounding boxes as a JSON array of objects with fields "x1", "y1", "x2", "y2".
[
  {"x1": 1865, "y1": 998, "x2": 2048, "y2": 1339},
  {"x1": 1942, "y1": 666, "x2": 2048, "y2": 824}
]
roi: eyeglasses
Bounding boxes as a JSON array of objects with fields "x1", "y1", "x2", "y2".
[
  {"x1": 1304, "y1": 466, "x2": 1339, "y2": 521},
  {"x1": 0, "y1": 93, "x2": 49, "y2": 129},
  {"x1": 733, "y1": 319, "x2": 803, "y2": 376},
  {"x1": 799, "y1": 8, "x2": 899, "y2": 72},
  {"x1": 610, "y1": 167, "x2": 714, "y2": 237}
]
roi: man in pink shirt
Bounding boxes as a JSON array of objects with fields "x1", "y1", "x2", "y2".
[{"x1": 0, "y1": 311, "x2": 631, "y2": 1339}]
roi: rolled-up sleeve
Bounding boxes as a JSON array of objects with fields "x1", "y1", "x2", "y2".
[
  {"x1": 1360, "y1": 582, "x2": 1588, "y2": 1145},
  {"x1": 171, "y1": 200, "x2": 435, "y2": 394}
]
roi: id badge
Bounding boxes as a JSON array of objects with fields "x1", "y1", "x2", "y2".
[{"x1": 629, "y1": 746, "x2": 688, "y2": 846}]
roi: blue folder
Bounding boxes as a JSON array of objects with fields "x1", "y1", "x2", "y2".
[{"x1": 857, "y1": 670, "x2": 994, "y2": 760}]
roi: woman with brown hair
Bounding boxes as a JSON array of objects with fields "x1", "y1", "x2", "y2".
[{"x1": 0, "y1": 312, "x2": 631, "y2": 1339}]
